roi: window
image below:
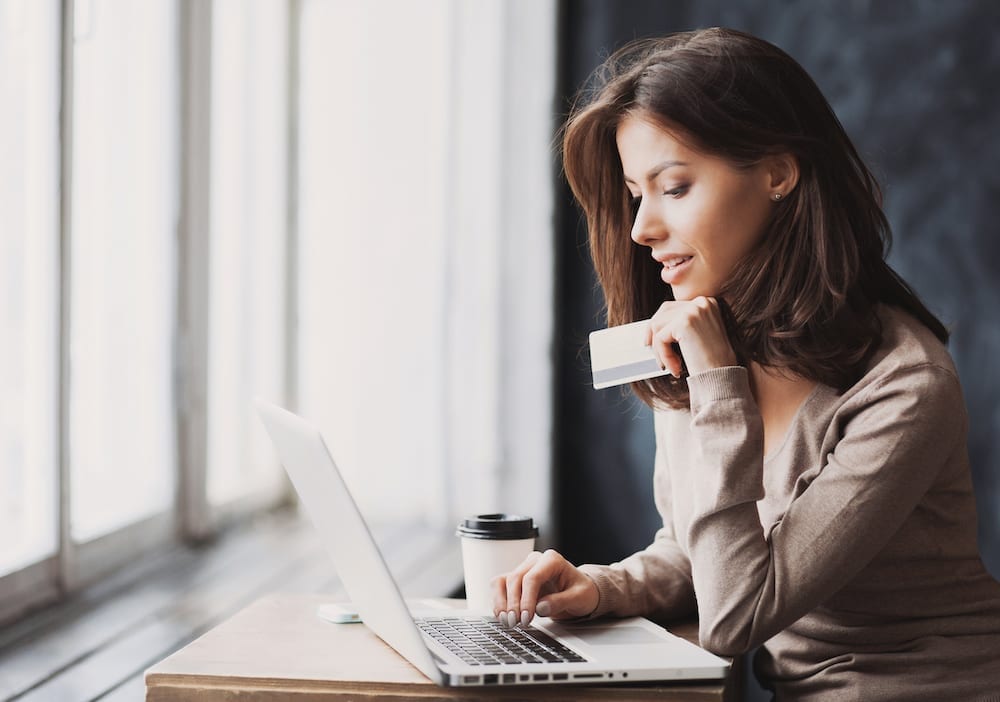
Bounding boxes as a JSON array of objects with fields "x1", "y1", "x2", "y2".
[
  {"x1": 206, "y1": 0, "x2": 289, "y2": 510},
  {"x1": 297, "y1": 0, "x2": 556, "y2": 530},
  {"x1": 0, "y1": 0, "x2": 60, "y2": 584},
  {"x1": 0, "y1": 0, "x2": 294, "y2": 625},
  {"x1": 69, "y1": 0, "x2": 179, "y2": 543},
  {"x1": 297, "y1": 0, "x2": 453, "y2": 523},
  {"x1": 0, "y1": 0, "x2": 556, "y2": 626}
]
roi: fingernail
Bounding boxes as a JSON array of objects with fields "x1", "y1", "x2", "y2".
[
  {"x1": 536, "y1": 601, "x2": 551, "y2": 617},
  {"x1": 520, "y1": 610, "x2": 531, "y2": 627},
  {"x1": 507, "y1": 610, "x2": 516, "y2": 628},
  {"x1": 496, "y1": 613, "x2": 505, "y2": 626}
]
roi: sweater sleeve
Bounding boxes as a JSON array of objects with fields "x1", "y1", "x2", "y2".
[
  {"x1": 577, "y1": 409, "x2": 697, "y2": 621},
  {"x1": 685, "y1": 364, "x2": 965, "y2": 656}
]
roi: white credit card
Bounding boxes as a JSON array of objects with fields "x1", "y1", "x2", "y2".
[{"x1": 589, "y1": 319, "x2": 670, "y2": 389}]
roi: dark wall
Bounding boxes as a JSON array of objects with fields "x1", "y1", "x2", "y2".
[{"x1": 553, "y1": 0, "x2": 1000, "y2": 579}]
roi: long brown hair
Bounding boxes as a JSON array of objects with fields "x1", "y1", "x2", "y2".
[{"x1": 562, "y1": 28, "x2": 947, "y2": 409}]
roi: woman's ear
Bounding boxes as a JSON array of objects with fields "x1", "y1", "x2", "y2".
[{"x1": 767, "y1": 153, "x2": 800, "y2": 197}]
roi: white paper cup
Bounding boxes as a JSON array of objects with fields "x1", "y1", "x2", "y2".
[{"x1": 456, "y1": 514, "x2": 539, "y2": 612}]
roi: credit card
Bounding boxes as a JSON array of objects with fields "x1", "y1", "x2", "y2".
[{"x1": 589, "y1": 319, "x2": 670, "y2": 389}]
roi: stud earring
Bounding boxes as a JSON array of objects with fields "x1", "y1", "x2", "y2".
[{"x1": 772, "y1": 193, "x2": 783, "y2": 201}]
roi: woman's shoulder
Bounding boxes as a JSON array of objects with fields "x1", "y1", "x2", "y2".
[
  {"x1": 845, "y1": 303, "x2": 963, "y2": 406},
  {"x1": 866, "y1": 304, "x2": 957, "y2": 377}
]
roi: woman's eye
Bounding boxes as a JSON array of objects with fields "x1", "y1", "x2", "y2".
[{"x1": 663, "y1": 185, "x2": 688, "y2": 198}]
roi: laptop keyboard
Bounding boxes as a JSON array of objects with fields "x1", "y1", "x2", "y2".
[{"x1": 416, "y1": 617, "x2": 589, "y2": 666}]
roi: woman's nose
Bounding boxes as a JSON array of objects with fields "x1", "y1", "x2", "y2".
[{"x1": 630, "y1": 201, "x2": 666, "y2": 247}]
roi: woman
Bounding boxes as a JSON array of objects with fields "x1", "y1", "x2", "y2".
[{"x1": 493, "y1": 28, "x2": 1000, "y2": 699}]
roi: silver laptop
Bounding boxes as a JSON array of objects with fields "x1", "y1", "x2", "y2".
[{"x1": 255, "y1": 400, "x2": 729, "y2": 688}]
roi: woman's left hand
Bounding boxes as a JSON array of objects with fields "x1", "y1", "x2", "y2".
[{"x1": 645, "y1": 296, "x2": 738, "y2": 377}]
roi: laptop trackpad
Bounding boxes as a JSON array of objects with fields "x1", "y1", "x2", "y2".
[
  {"x1": 543, "y1": 620, "x2": 664, "y2": 646},
  {"x1": 554, "y1": 624, "x2": 664, "y2": 646}
]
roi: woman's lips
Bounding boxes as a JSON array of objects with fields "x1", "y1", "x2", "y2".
[{"x1": 660, "y1": 256, "x2": 693, "y2": 285}]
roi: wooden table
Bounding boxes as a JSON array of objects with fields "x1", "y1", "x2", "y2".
[{"x1": 145, "y1": 594, "x2": 739, "y2": 700}]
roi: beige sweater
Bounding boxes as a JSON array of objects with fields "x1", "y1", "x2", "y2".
[{"x1": 579, "y1": 305, "x2": 1000, "y2": 700}]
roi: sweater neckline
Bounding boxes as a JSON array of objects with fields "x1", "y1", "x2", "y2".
[{"x1": 763, "y1": 382, "x2": 825, "y2": 465}]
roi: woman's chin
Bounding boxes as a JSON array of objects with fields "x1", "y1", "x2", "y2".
[
  {"x1": 669, "y1": 285, "x2": 694, "y2": 301},
  {"x1": 669, "y1": 284, "x2": 716, "y2": 302}
]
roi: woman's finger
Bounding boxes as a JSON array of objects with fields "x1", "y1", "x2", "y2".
[
  {"x1": 535, "y1": 574, "x2": 600, "y2": 620},
  {"x1": 493, "y1": 551, "x2": 542, "y2": 626},
  {"x1": 505, "y1": 567, "x2": 525, "y2": 627},
  {"x1": 491, "y1": 574, "x2": 508, "y2": 618},
  {"x1": 653, "y1": 327, "x2": 683, "y2": 377},
  {"x1": 518, "y1": 550, "x2": 569, "y2": 623}
]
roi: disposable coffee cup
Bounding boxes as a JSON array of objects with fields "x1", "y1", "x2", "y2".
[{"x1": 456, "y1": 514, "x2": 539, "y2": 612}]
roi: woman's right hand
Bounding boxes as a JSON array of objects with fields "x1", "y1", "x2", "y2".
[{"x1": 490, "y1": 549, "x2": 600, "y2": 628}]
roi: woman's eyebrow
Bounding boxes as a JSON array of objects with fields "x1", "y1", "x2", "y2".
[{"x1": 623, "y1": 160, "x2": 688, "y2": 184}]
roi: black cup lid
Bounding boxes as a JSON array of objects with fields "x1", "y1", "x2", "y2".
[{"x1": 456, "y1": 513, "x2": 539, "y2": 540}]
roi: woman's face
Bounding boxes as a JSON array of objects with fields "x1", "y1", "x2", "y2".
[{"x1": 617, "y1": 114, "x2": 777, "y2": 301}]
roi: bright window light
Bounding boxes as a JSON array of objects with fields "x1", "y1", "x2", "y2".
[
  {"x1": 0, "y1": 0, "x2": 60, "y2": 577},
  {"x1": 206, "y1": 0, "x2": 289, "y2": 507},
  {"x1": 297, "y1": 0, "x2": 451, "y2": 523},
  {"x1": 69, "y1": 0, "x2": 178, "y2": 542}
]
